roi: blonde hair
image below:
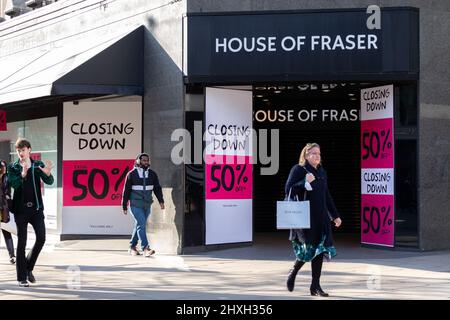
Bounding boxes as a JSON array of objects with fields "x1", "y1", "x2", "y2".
[{"x1": 299, "y1": 143, "x2": 321, "y2": 166}]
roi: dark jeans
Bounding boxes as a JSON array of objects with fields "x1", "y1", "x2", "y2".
[
  {"x1": 1, "y1": 229, "x2": 15, "y2": 257},
  {"x1": 15, "y1": 210, "x2": 46, "y2": 281}
]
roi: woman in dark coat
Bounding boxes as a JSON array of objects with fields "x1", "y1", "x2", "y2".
[{"x1": 284, "y1": 143, "x2": 342, "y2": 297}]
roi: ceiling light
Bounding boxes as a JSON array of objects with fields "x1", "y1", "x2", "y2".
[{"x1": 298, "y1": 84, "x2": 309, "y2": 91}]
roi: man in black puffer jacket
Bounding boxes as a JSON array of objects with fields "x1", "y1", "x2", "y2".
[{"x1": 122, "y1": 153, "x2": 164, "y2": 257}]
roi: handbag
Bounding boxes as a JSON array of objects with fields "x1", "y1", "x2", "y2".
[
  {"x1": 1, "y1": 208, "x2": 9, "y2": 223},
  {"x1": 276, "y1": 187, "x2": 310, "y2": 229},
  {"x1": 1, "y1": 211, "x2": 16, "y2": 235}
]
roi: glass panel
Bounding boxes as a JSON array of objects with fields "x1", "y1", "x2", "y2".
[
  {"x1": 395, "y1": 140, "x2": 418, "y2": 247},
  {"x1": 0, "y1": 117, "x2": 58, "y2": 229}
]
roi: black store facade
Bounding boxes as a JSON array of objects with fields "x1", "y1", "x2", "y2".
[{"x1": 183, "y1": 7, "x2": 421, "y2": 250}]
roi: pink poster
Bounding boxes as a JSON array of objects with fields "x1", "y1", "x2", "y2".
[
  {"x1": 63, "y1": 159, "x2": 134, "y2": 206},
  {"x1": 361, "y1": 85, "x2": 395, "y2": 247},
  {"x1": 361, "y1": 195, "x2": 394, "y2": 246},
  {"x1": 205, "y1": 155, "x2": 252, "y2": 200},
  {"x1": 361, "y1": 118, "x2": 394, "y2": 168}
]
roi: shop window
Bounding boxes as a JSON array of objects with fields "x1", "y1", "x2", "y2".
[
  {"x1": 395, "y1": 140, "x2": 418, "y2": 247},
  {"x1": 0, "y1": 117, "x2": 58, "y2": 229},
  {"x1": 397, "y1": 84, "x2": 417, "y2": 127}
]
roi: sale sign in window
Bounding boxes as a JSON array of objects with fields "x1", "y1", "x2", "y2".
[
  {"x1": 360, "y1": 85, "x2": 395, "y2": 247},
  {"x1": 62, "y1": 101, "x2": 142, "y2": 235},
  {"x1": 63, "y1": 159, "x2": 134, "y2": 206},
  {"x1": 205, "y1": 87, "x2": 253, "y2": 245}
]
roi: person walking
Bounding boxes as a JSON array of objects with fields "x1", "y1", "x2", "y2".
[
  {"x1": 284, "y1": 143, "x2": 342, "y2": 297},
  {"x1": 0, "y1": 159, "x2": 16, "y2": 264},
  {"x1": 122, "y1": 153, "x2": 164, "y2": 257},
  {"x1": 8, "y1": 138, "x2": 54, "y2": 287}
]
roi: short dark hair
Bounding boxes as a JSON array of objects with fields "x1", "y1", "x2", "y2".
[{"x1": 15, "y1": 138, "x2": 31, "y2": 149}]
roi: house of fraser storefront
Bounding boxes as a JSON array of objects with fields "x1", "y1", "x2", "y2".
[{"x1": 182, "y1": 7, "x2": 420, "y2": 249}]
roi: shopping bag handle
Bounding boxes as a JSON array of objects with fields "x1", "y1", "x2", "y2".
[{"x1": 286, "y1": 187, "x2": 307, "y2": 202}]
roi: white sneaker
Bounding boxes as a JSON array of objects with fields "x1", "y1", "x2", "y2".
[
  {"x1": 18, "y1": 280, "x2": 29, "y2": 287},
  {"x1": 143, "y1": 247, "x2": 155, "y2": 257},
  {"x1": 128, "y1": 246, "x2": 140, "y2": 256}
]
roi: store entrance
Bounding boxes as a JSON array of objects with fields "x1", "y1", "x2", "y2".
[{"x1": 253, "y1": 83, "x2": 362, "y2": 236}]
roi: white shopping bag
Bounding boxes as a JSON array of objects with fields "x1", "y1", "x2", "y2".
[
  {"x1": 1, "y1": 212, "x2": 17, "y2": 235},
  {"x1": 276, "y1": 188, "x2": 310, "y2": 229}
]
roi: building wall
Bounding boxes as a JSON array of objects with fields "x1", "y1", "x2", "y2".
[
  {"x1": 418, "y1": 4, "x2": 450, "y2": 250},
  {"x1": 186, "y1": 0, "x2": 450, "y2": 250},
  {"x1": 0, "y1": 0, "x2": 186, "y2": 254},
  {"x1": 143, "y1": 1, "x2": 186, "y2": 254}
]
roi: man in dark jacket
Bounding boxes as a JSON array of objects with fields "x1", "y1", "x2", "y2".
[
  {"x1": 122, "y1": 153, "x2": 164, "y2": 257},
  {"x1": 8, "y1": 138, "x2": 54, "y2": 287}
]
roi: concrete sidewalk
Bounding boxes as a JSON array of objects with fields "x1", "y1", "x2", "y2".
[{"x1": 1, "y1": 232, "x2": 449, "y2": 300}]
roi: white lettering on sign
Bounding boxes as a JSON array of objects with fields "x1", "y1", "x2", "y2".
[
  {"x1": 361, "y1": 169, "x2": 394, "y2": 195},
  {"x1": 215, "y1": 34, "x2": 378, "y2": 53},
  {"x1": 253, "y1": 109, "x2": 359, "y2": 122}
]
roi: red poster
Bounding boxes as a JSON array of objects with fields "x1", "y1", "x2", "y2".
[
  {"x1": 63, "y1": 159, "x2": 134, "y2": 206},
  {"x1": 31, "y1": 153, "x2": 41, "y2": 161},
  {"x1": 361, "y1": 195, "x2": 395, "y2": 246},
  {"x1": 0, "y1": 110, "x2": 6, "y2": 131},
  {"x1": 361, "y1": 118, "x2": 394, "y2": 168},
  {"x1": 205, "y1": 155, "x2": 252, "y2": 200}
]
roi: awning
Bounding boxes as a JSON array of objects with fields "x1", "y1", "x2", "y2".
[{"x1": 0, "y1": 26, "x2": 143, "y2": 105}]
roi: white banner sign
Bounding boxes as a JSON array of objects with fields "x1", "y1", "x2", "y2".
[
  {"x1": 62, "y1": 100, "x2": 142, "y2": 235},
  {"x1": 63, "y1": 101, "x2": 142, "y2": 160},
  {"x1": 360, "y1": 85, "x2": 394, "y2": 121},
  {"x1": 205, "y1": 87, "x2": 252, "y2": 157},
  {"x1": 361, "y1": 169, "x2": 394, "y2": 195},
  {"x1": 205, "y1": 87, "x2": 253, "y2": 245}
]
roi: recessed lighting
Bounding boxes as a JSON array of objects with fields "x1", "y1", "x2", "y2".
[
  {"x1": 348, "y1": 93, "x2": 355, "y2": 97},
  {"x1": 263, "y1": 99, "x2": 269, "y2": 102},
  {"x1": 322, "y1": 89, "x2": 330, "y2": 92},
  {"x1": 256, "y1": 95, "x2": 264, "y2": 98},
  {"x1": 274, "y1": 90, "x2": 281, "y2": 94},
  {"x1": 298, "y1": 84, "x2": 309, "y2": 91}
]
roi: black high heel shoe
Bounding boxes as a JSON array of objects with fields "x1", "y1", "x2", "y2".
[{"x1": 310, "y1": 286, "x2": 329, "y2": 297}]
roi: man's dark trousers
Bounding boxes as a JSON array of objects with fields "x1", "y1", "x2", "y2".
[{"x1": 15, "y1": 210, "x2": 46, "y2": 282}]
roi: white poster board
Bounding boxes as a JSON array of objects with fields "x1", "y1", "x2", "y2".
[
  {"x1": 62, "y1": 101, "x2": 142, "y2": 235},
  {"x1": 205, "y1": 87, "x2": 253, "y2": 245}
]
